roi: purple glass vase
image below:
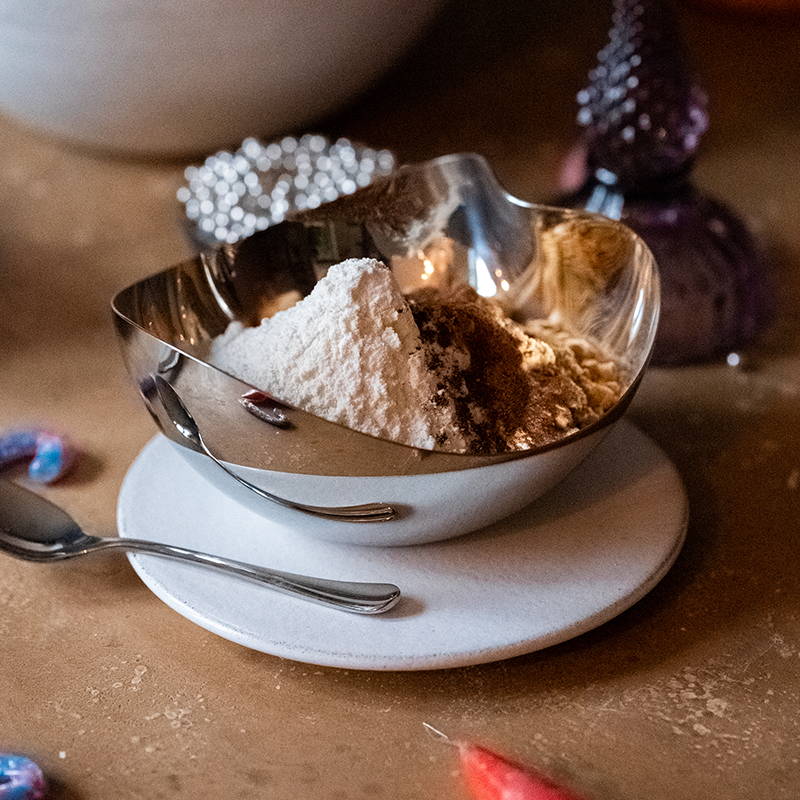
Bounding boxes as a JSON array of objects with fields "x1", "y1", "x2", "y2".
[{"x1": 560, "y1": 0, "x2": 771, "y2": 365}]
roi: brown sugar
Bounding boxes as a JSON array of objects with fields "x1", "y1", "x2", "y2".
[{"x1": 408, "y1": 286, "x2": 623, "y2": 454}]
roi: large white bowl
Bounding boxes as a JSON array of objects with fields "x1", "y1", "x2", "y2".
[{"x1": 0, "y1": 0, "x2": 442, "y2": 154}]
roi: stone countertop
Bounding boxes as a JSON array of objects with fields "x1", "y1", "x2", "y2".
[{"x1": 1, "y1": 1, "x2": 798, "y2": 798}]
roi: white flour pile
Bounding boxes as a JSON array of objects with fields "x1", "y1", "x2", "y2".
[
  {"x1": 208, "y1": 258, "x2": 624, "y2": 453},
  {"x1": 208, "y1": 259, "x2": 467, "y2": 450}
]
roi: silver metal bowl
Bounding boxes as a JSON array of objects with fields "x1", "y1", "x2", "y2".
[{"x1": 112, "y1": 154, "x2": 659, "y2": 482}]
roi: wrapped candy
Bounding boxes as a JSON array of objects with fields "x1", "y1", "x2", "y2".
[
  {"x1": 460, "y1": 743, "x2": 588, "y2": 800},
  {"x1": 0, "y1": 754, "x2": 46, "y2": 800},
  {"x1": 0, "y1": 429, "x2": 77, "y2": 484},
  {"x1": 425, "y1": 725, "x2": 587, "y2": 800}
]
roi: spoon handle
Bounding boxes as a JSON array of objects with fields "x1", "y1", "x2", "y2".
[
  {"x1": 150, "y1": 376, "x2": 396, "y2": 523},
  {"x1": 97, "y1": 538, "x2": 401, "y2": 614},
  {"x1": 208, "y1": 450, "x2": 397, "y2": 522}
]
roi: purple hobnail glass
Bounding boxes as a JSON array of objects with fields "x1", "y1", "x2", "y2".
[{"x1": 562, "y1": 0, "x2": 771, "y2": 364}]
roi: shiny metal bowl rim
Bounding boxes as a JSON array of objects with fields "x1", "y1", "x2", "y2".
[{"x1": 111, "y1": 152, "x2": 660, "y2": 465}]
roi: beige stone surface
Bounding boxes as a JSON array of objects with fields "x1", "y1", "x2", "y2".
[{"x1": 1, "y1": 2, "x2": 799, "y2": 798}]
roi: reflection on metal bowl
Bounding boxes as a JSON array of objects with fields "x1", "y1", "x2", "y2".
[{"x1": 112, "y1": 154, "x2": 659, "y2": 545}]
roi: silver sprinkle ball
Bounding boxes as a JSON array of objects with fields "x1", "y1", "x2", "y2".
[{"x1": 178, "y1": 134, "x2": 396, "y2": 245}]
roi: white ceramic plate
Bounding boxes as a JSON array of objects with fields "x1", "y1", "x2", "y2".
[{"x1": 117, "y1": 421, "x2": 688, "y2": 670}]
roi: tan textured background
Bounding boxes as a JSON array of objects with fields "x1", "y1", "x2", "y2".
[{"x1": 1, "y1": 2, "x2": 799, "y2": 798}]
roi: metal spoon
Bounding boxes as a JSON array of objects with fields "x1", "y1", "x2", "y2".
[
  {"x1": 151, "y1": 376, "x2": 397, "y2": 523},
  {"x1": 0, "y1": 481, "x2": 401, "y2": 614}
]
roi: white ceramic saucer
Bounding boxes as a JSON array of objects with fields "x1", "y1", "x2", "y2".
[{"x1": 117, "y1": 421, "x2": 688, "y2": 671}]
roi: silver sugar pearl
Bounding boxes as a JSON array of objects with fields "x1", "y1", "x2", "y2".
[
  {"x1": 178, "y1": 134, "x2": 396, "y2": 245},
  {"x1": 280, "y1": 136, "x2": 298, "y2": 153}
]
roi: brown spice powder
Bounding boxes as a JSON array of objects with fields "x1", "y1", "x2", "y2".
[{"x1": 408, "y1": 286, "x2": 622, "y2": 454}]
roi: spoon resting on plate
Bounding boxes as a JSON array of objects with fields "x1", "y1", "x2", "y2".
[
  {"x1": 0, "y1": 480, "x2": 401, "y2": 615},
  {"x1": 150, "y1": 375, "x2": 397, "y2": 523}
]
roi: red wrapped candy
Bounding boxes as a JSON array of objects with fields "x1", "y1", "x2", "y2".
[{"x1": 459, "y1": 743, "x2": 587, "y2": 800}]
